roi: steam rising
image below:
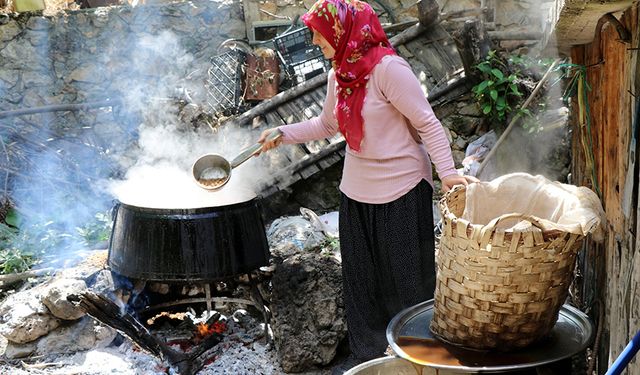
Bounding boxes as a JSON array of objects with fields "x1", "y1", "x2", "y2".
[
  {"x1": 107, "y1": 31, "x2": 272, "y2": 208},
  {"x1": 6, "y1": 25, "x2": 275, "y2": 252},
  {"x1": 108, "y1": 124, "x2": 263, "y2": 209}
]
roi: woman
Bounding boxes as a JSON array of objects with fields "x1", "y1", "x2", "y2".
[{"x1": 258, "y1": 0, "x2": 476, "y2": 372}]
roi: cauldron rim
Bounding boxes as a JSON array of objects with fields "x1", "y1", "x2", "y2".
[{"x1": 113, "y1": 195, "x2": 262, "y2": 215}]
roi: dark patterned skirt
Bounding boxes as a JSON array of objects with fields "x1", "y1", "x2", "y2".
[{"x1": 338, "y1": 179, "x2": 435, "y2": 359}]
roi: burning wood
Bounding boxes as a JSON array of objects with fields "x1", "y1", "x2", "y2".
[
  {"x1": 67, "y1": 291, "x2": 224, "y2": 375},
  {"x1": 194, "y1": 311, "x2": 226, "y2": 344}
]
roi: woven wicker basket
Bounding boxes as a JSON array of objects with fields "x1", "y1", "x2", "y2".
[{"x1": 430, "y1": 185, "x2": 585, "y2": 350}]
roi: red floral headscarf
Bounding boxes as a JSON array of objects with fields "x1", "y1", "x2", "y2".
[{"x1": 302, "y1": 0, "x2": 396, "y2": 151}]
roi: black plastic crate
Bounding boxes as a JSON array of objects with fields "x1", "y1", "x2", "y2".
[
  {"x1": 273, "y1": 27, "x2": 331, "y2": 85},
  {"x1": 205, "y1": 49, "x2": 247, "y2": 115}
]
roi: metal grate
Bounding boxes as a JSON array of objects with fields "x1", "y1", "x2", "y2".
[
  {"x1": 205, "y1": 50, "x2": 247, "y2": 115},
  {"x1": 272, "y1": 27, "x2": 331, "y2": 85}
]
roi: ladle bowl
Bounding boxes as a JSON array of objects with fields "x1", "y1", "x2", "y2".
[{"x1": 192, "y1": 129, "x2": 282, "y2": 190}]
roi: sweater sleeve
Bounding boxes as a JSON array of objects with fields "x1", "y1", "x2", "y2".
[
  {"x1": 377, "y1": 58, "x2": 458, "y2": 179},
  {"x1": 278, "y1": 70, "x2": 340, "y2": 144}
]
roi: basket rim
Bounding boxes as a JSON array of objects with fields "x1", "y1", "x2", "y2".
[{"x1": 439, "y1": 186, "x2": 567, "y2": 239}]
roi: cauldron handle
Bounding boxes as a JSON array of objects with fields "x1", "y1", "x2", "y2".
[{"x1": 107, "y1": 200, "x2": 121, "y2": 252}]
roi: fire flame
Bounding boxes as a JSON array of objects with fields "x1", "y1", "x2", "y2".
[{"x1": 196, "y1": 320, "x2": 227, "y2": 338}]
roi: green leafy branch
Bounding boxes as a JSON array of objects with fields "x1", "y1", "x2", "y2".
[
  {"x1": 472, "y1": 51, "x2": 524, "y2": 124},
  {"x1": 0, "y1": 209, "x2": 112, "y2": 275}
]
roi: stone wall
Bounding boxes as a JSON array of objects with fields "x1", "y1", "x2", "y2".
[{"x1": 0, "y1": 1, "x2": 245, "y2": 113}]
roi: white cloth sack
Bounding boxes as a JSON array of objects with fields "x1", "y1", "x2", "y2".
[{"x1": 461, "y1": 173, "x2": 606, "y2": 241}]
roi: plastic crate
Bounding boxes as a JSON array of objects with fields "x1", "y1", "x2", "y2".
[
  {"x1": 273, "y1": 27, "x2": 331, "y2": 85},
  {"x1": 205, "y1": 50, "x2": 246, "y2": 115}
]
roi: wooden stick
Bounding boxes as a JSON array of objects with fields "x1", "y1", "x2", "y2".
[
  {"x1": 475, "y1": 58, "x2": 561, "y2": 178},
  {"x1": 0, "y1": 267, "x2": 54, "y2": 288},
  {"x1": 0, "y1": 99, "x2": 123, "y2": 119},
  {"x1": 69, "y1": 291, "x2": 225, "y2": 375}
]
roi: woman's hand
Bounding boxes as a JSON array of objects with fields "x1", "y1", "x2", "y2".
[
  {"x1": 256, "y1": 128, "x2": 283, "y2": 155},
  {"x1": 440, "y1": 174, "x2": 480, "y2": 192}
]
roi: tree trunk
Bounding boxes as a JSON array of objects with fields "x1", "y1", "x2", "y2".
[
  {"x1": 452, "y1": 19, "x2": 492, "y2": 85},
  {"x1": 417, "y1": 0, "x2": 440, "y2": 28}
]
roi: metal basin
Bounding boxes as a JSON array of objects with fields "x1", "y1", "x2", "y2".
[
  {"x1": 345, "y1": 356, "x2": 464, "y2": 375},
  {"x1": 386, "y1": 299, "x2": 593, "y2": 373}
]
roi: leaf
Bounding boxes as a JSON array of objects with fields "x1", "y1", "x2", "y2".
[
  {"x1": 496, "y1": 97, "x2": 506, "y2": 109},
  {"x1": 475, "y1": 80, "x2": 489, "y2": 93},
  {"x1": 491, "y1": 69, "x2": 504, "y2": 80},
  {"x1": 490, "y1": 90, "x2": 498, "y2": 101},
  {"x1": 476, "y1": 63, "x2": 492, "y2": 74},
  {"x1": 4, "y1": 209, "x2": 20, "y2": 227},
  {"x1": 482, "y1": 104, "x2": 492, "y2": 114}
]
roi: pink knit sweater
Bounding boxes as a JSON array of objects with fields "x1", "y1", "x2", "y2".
[{"x1": 278, "y1": 55, "x2": 458, "y2": 204}]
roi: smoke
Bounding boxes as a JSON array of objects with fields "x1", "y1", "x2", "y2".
[
  {"x1": 108, "y1": 123, "x2": 266, "y2": 209},
  {"x1": 476, "y1": 1, "x2": 570, "y2": 183},
  {"x1": 5, "y1": 25, "x2": 275, "y2": 260},
  {"x1": 106, "y1": 30, "x2": 274, "y2": 208}
]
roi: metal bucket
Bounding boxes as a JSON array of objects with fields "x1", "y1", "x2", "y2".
[{"x1": 345, "y1": 357, "x2": 465, "y2": 375}]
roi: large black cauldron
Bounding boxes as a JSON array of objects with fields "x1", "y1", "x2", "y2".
[{"x1": 107, "y1": 197, "x2": 270, "y2": 282}]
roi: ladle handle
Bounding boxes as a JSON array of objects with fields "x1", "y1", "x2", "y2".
[{"x1": 230, "y1": 129, "x2": 283, "y2": 168}]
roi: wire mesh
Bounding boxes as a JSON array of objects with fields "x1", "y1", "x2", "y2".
[
  {"x1": 273, "y1": 27, "x2": 331, "y2": 85},
  {"x1": 205, "y1": 50, "x2": 247, "y2": 115}
]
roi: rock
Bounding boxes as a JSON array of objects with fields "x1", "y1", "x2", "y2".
[
  {"x1": 4, "y1": 317, "x2": 116, "y2": 359},
  {"x1": 0, "y1": 288, "x2": 61, "y2": 344},
  {"x1": 453, "y1": 136, "x2": 467, "y2": 151},
  {"x1": 0, "y1": 20, "x2": 21, "y2": 42},
  {"x1": 3, "y1": 340, "x2": 37, "y2": 359},
  {"x1": 452, "y1": 150, "x2": 466, "y2": 166},
  {"x1": 34, "y1": 317, "x2": 117, "y2": 356},
  {"x1": 444, "y1": 115, "x2": 482, "y2": 137},
  {"x1": 41, "y1": 278, "x2": 88, "y2": 320},
  {"x1": 271, "y1": 251, "x2": 346, "y2": 372},
  {"x1": 459, "y1": 103, "x2": 482, "y2": 117}
]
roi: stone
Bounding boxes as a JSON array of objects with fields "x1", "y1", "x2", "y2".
[
  {"x1": 0, "y1": 288, "x2": 61, "y2": 344},
  {"x1": 34, "y1": 317, "x2": 117, "y2": 356},
  {"x1": 271, "y1": 251, "x2": 346, "y2": 372},
  {"x1": 67, "y1": 66, "x2": 104, "y2": 83},
  {"x1": 459, "y1": 103, "x2": 482, "y2": 117},
  {"x1": 0, "y1": 20, "x2": 22, "y2": 42},
  {"x1": 41, "y1": 278, "x2": 88, "y2": 321},
  {"x1": 22, "y1": 71, "x2": 54, "y2": 87},
  {"x1": 3, "y1": 341, "x2": 37, "y2": 359},
  {"x1": 445, "y1": 115, "x2": 481, "y2": 137},
  {"x1": 452, "y1": 150, "x2": 466, "y2": 166},
  {"x1": 442, "y1": 126, "x2": 453, "y2": 144},
  {"x1": 453, "y1": 136, "x2": 467, "y2": 151},
  {"x1": 0, "y1": 69, "x2": 20, "y2": 87}
]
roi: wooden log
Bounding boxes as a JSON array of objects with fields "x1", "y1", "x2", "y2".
[
  {"x1": 0, "y1": 267, "x2": 54, "y2": 288},
  {"x1": 0, "y1": 99, "x2": 123, "y2": 119},
  {"x1": 452, "y1": 19, "x2": 492, "y2": 85},
  {"x1": 67, "y1": 291, "x2": 223, "y2": 375},
  {"x1": 440, "y1": 7, "x2": 486, "y2": 21},
  {"x1": 417, "y1": 0, "x2": 440, "y2": 28}
]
